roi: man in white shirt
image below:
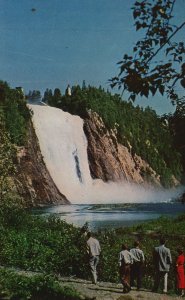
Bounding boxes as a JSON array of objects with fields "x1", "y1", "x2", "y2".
[
  {"x1": 118, "y1": 244, "x2": 136, "y2": 293},
  {"x1": 86, "y1": 232, "x2": 101, "y2": 284}
]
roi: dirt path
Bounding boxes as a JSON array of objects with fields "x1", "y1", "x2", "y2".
[
  {"x1": 58, "y1": 277, "x2": 182, "y2": 300},
  {"x1": 5, "y1": 268, "x2": 183, "y2": 300}
]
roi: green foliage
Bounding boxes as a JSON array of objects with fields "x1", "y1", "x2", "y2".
[
  {"x1": 0, "y1": 193, "x2": 28, "y2": 228},
  {"x1": 110, "y1": 0, "x2": 185, "y2": 104},
  {"x1": 0, "y1": 81, "x2": 32, "y2": 198},
  {"x1": 0, "y1": 199, "x2": 185, "y2": 299},
  {"x1": 0, "y1": 80, "x2": 31, "y2": 145},
  {"x1": 5, "y1": 101, "x2": 27, "y2": 145},
  {"x1": 1, "y1": 197, "x2": 185, "y2": 294},
  {"x1": 0, "y1": 200, "x2": 88, "y2": 277},
  {"x1": 27, "y1": 90, "x2": 41, "y2": 101},
  {"x1": 167, "y1": 105, "x2": 185, "y2": 177},
  {"x1": 0, "y1": 114, "x2": 16, "y2": 198},
  {"x1": 48, "y1": 84, "x2": 182, "y2": 186},
  {"x1": 42, "y1": 88, "x2": 53, "y2": 103},
  {"x1": 0, "y1": 269, "x2": 82, "y2": 300}
]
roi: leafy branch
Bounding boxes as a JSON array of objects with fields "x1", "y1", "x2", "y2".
[{"x1": 110, "y1": 0, "x2": 185, "y2": 104}]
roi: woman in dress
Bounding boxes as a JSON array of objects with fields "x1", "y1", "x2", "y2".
[{"x1": 176, "y1": 247, "x2": 185, "y2": 297}]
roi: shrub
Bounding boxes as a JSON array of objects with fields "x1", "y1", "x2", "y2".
[{"x1": 0, "y1": 269, "x2": 83, "y2": 300}]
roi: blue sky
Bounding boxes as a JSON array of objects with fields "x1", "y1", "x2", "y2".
[{"x1": 0, "y1": 0, "x2": 185, "y2": 115}]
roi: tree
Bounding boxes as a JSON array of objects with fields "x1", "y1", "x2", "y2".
[
  {"x1": 50, "y1": 88, "x2": 62, "y2": 107},
  {"x1": 82, "y1": 80, "x2": 87, "y2": 90},
  {"x1": 54, "y1": 88, "x2": 62, "y2": 98},
  {"x1": 0, "y1": 110, "x2": 16, "y2": 199},
  {"x1": 0, "y1": 81, "x2": 9, "y2": 104},
  {"x1": 167, "y1": 102, "x2": 185, "y2": 178},
  {"x1": 43, "y1": 88, "x2": 53, "y2": 103},
  {"x1": 27, "y1": 90, "x2": 41, "y2": 100},
  {"x1": 0, "y1": 81, "x2": 31, "y2": 145},
  {"x1": 110, "y1": 0, "x2": 185, "y2": 105}
]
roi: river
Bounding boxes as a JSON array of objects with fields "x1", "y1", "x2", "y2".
[{"x1": 32, "y1": 201, "x2": 185, "y2": 231}]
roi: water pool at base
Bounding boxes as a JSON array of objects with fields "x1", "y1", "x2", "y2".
[{"x1": 32, "y1": 202, "x2": 185, "y2": 231}]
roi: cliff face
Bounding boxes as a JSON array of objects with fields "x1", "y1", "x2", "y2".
[
  {"x1": 84, "y1": 111, "x2": 162, "y2": 187},
  {"x1": 14, "y1": 121, "x2": 69, "y2": 207},
  {"x1": 14, "y1": 109, "x2": 178, "y2": 207}
]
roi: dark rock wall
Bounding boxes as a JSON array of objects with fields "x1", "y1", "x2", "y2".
[{"x1": 15, "y1": 121, "x2": 69, "y2": 207}]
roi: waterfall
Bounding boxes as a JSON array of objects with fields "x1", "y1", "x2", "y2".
[
  {"x1": 29, "y1": 104, "x2": 93, "y2": 203},
  {"x1": 29, "y1": 104, "x2": 183, "y2": 204}
]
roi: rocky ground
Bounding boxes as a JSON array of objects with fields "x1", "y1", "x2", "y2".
[
  {"x1": 57, "y1": 277, "x2": 182, "y2": 300},
  {"x1": 0, "y1": 267, "x2": 183, "y2": 300},
  {"x1": 15, "y1": 269, "x2": 183, "y2": 300}
]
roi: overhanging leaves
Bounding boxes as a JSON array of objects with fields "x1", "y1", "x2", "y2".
[{"x1": 110, "y1": 0, "x2": 185, "y2": 105}]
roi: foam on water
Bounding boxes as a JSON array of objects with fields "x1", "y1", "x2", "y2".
[{"x1": 30, "y1": 104, "x2": 184, "y2": 204}]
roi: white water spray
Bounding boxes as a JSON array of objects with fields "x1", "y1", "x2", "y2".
[{"x1": 30, "y1": 104, "x2": 183, "y2": 204}]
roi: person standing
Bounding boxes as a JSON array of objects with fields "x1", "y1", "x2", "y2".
[
  {"x1": 118, "y1": 244, "x2": 135, "y2": 293},
  {"x1": 130, "y1": 241, "x2": 145, "y2": 290},
  {"x1": 176, "y1": 247, "x2": 185, "y2": 297},
  {"x1": 153, "y1": 238, "x2": 172, "y2": 294},
  {"x1": 86, "y1": 232, "x2": 101, "y2": 284}
]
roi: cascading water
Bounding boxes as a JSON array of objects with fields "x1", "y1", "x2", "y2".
[
  {"x1": 30, "y1": 104, "x2": 93, "y2": 202},
  {"x1": 29, "y1": 104, "x2": 183, "y2": 204}
]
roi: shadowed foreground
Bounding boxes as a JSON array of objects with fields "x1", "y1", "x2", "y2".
[
  {"x1": 12, "y1": 269, "x2": 181, "y2": 300},
  {"x1": 58, "y1": 277, "x2": 182, "y2": 300}
]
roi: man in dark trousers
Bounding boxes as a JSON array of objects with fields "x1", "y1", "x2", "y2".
[
  {"x1": 86, "y1": 232, "x2": 101, "y2": 284},
  {"x1": 130, "y1": 241, "x2": 145, "y2": 290},
  {"x1": 118, "y1": 244, "x2": 132, "y2": 293},
  {"x1": 153, "y1": 238, "x2": 172, "y2": 294}
]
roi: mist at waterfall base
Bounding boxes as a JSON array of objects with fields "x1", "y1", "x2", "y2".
[{"x1": 30, "y1": 104, "x2": 184, "y2": 205}]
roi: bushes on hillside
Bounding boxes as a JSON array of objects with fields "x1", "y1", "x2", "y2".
[{"x1": 0, "y1": 269, "x2": 83, "y2": 300}]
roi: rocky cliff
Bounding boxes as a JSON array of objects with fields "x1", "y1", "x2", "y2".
[
  {"x1": 14, "y1": 109, "x2": 178, "y2": 207},
  {"x1": 14, "y1": 121, "x2": 69, "y2": 207},
  {"x1": 84, "y1": 111, "x2": 162, "y2": 187}
]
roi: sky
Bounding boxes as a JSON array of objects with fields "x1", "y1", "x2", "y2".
[{"x1": 0, "y1": 0, "x2": 185, "y2": 115}]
